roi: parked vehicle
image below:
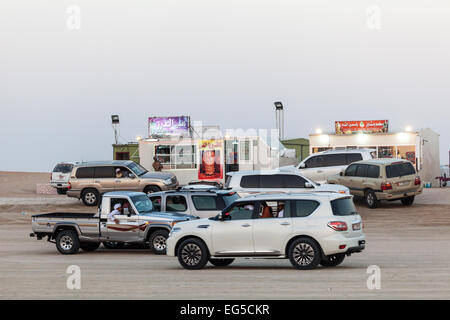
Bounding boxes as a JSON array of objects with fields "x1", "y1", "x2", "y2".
[
  {"x1": 281, "y1": 149, "x2": 376, "y2": 183},
  {"x1": 50, "y1": 162, "x2": 76, "y2": 194},
  {"x1": 167, "y1": 192, "x2": 366, "y2": 270},
  {"x1": 66, "y1": 160, "x2": 179, "y2": 206},
  {"x1": 148, "y1": 186, "x2": 240, "y2": 219},
  {"x1": 327, "y1": 158, "x2": 423, "y2": 208},
  {"x1": 225, "y1": 169, "x2": 350, "y2": 195},
  {"x1": 30, "y1": 191, "x2": 197, "y2": 254}
]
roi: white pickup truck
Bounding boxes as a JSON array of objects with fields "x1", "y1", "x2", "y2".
[{"x1": 30, "y1": 191, "x2": 198, "y2": 254}]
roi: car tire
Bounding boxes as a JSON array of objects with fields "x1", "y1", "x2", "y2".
[
  {"x1": 144, "y1": 185, "x2": 161, "y2": 195},
  {"x1": 102, "y1": 241, "x2": 124, "y2": 249},
  {"x1": 320, "y1": 253, "x2": 346, "y2": 267},
  {"x1": 148, "y1": 229, "x2": 169, "y2": 254},
  {"x1": 80, "y1": 242, "x2": 100, "y2": 252},
  {"x1": 401, "y1": 196, "x2": 415, "y2": 206},
  {"x1": 365, "y1": 190, "x2": 379, "y2": 209},
  {"x1": 288, "y1": 237, "x2": 321, "y2": 270},
  {"x1": 56, "y1": 188, "x2": 67, "y2": 195},
  {"x1": 55, "y1": 230, "x2": 80, "y2": 254},
  {"x1": 177, "y1": 238, "x2": 210, "y2": 270},
  {"x1": 209, "y1": 258, "x2": 234, "y2": 267},
  {"x1": 81, "y1": 188, "x2": 100, "y2": 206}
]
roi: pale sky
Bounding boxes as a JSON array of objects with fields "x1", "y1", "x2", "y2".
[{"x1": 2, "y1": 0, "x2": 449, "y2": 172}]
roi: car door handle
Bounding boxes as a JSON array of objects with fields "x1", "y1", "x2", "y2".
[
  {"x1": 241, "y1": 223, "x2": 251, "y2": 227},
  {"x1": 317, "y1": 170, "x2": 323, "y2": 173},
  {"x1": 280, "y1": 222, "x2": 290, "y2": 226},
  {"x1": 116, "y1": 180, "x2": 121, "y2": 183}
]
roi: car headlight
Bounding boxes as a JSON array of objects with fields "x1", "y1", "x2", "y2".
[{"x1": 163, "y1": 178, "x2": 173, "y2": 185}]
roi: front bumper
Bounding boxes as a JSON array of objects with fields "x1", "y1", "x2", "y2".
[
  {"x1": 66, "y1": 190, "x2": 81, "y2": 199},
  {"x1": 376, "y1": 187, "x2": 422, "y2": 200},
  {"x1": 160, "y1": 181, "x2": 179, "y2": 191}
]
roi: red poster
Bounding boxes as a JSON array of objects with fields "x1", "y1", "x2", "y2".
[
  {"x1": 335, "y1": 120, "x2": 388, "y2": 134},
  {"x1": 198, "y1": 140, "x2": 223, "y2": 180}
]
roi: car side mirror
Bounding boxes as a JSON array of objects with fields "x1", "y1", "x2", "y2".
[
  {"x1": 339, "y1": 171, "x2": 344, "y2": 176},
  {"x1": 304, "y1": 182, "x2": 314, "y2": 188},
  {"x1": 220, "y1": 212, "x2": 231, "y2": 221},
  {"x1": 128, "y1": 173, "x2": 135, "y2": 179},
  {"x1": 299, "y1": 163, "x2": 306, "y2": 168}
]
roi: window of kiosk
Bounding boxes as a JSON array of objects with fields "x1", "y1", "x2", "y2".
[
  {"x1": 378, "y1": 146, "x2": 394, "y2": 158},
  {"x1": 396, "y1": 146, "x2": 416, "y2": 163},
  {"x1": 155, "y1": 145, "x2": 197, "y2": 169}
]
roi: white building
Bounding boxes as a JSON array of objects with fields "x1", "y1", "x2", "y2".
[{"x1": 309, "y1": 127, "x2": 440, "y2": 185}]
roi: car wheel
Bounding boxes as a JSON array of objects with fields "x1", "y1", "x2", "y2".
[
  {"x1": 55, "y1": 230, "x2": 80, "y2": 254},
  {"x1": 102, "y1": 241, "x2": 124, "y2": 249},
  {"x1": 56, "y1": 188, "x2": 67, "y2": 195},
  {"x1": 148, "y1": 229, "x2": 169, "y2": 254},
  {"x1": 209, "y1": 258, "x2": 234, "y2": 267},
  {"x1": 320, "y1": 253, "x2": 346, "y2": 267},
  {"x1": 177, "y1": 238, "x2": 210, "y2": 270},
  {"x1": 80, "y1": 242, "x2": 100, "y2": 252},
  {"x1": 365, "y1": 190, "x2": 379, "y2": 209},
  {"x1": 144, "y1": 185, "x2": 161, "y2": 195},
  {"x1": 401, "y1": 196, "x2": 415, "y2": 206},
  {"x1": 288, "y1": 237, "x2": 321, "y2": 270},
  {"x1": 81, "y1": 188, "x2": 99, "y2": 206}
]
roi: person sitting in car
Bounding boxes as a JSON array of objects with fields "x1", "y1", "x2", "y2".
[
  {"x1": 115, "y1": 168, "x2": 123, "y2": 178},
  {"x1": 108, "y1": 203, "x2": 121, "y2": 224},
  {"x1": 277, "y1": 202, "x2": 285, "y2": 218}
]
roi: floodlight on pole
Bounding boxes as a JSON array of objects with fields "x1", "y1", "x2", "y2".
[
  {"x1": 274, "y1": 101, "x2": 284, "y2": 140},
  {"x1": 111, "y1": 115, "x2": 120, "y2": 144}
]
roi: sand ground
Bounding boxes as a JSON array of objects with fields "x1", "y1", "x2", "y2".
[{"x1": 0, "y1": 171, "x2": 450, "y2": 299}]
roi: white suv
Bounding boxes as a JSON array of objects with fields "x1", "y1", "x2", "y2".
[
  {"x1": 282, "y1": 149, "x2": 376, "y2": 183},
  {"x1": 225, "y1": 169, "x2": 349, "y2": 195},
  {"x1": 166, "y1": 193, "x2": 366, "y2": 270}
]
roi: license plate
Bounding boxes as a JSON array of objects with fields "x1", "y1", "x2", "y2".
[
  {"x1": 397, "y1": 182, "x2": 408, "y2": 186},
  {"x1": 352, "y1": 223, "x2": 361, "y2": 231}
]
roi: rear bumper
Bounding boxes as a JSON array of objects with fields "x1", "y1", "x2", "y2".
[
  {"x1": 346, "y1": 241, "x2": 366, "y2": 254},
  {"x1": 321, "y1": 233, "x2": 366, "y2": 256},
  {"x1": 50, "y1": 182, "x2": 70, "y2": 188},
  {"x1": 376, "y1": 187, "x2": 422, "y2": 200}
]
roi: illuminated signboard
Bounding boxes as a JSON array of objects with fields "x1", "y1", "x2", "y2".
[
  {"x1": 198, "y1": 139, "x2": 223, "y2": 180},
  {"x1": 148, "y1": 116, "x2": 190, "y2": 137},
  {"x1": 335, "y1": 120, "x2": 388, "y2": 134}
]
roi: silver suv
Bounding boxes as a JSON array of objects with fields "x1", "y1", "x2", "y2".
[
  {"x1": 67, "y1": 161, "x2": 178, "y2": 206},
  {"x1": 148, "y1": 186, "x2": 240, "y2": 219}
]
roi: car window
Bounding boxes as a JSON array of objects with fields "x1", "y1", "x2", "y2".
[
  {"x1": 330, "y1": 198, "x2": 357, "y2": 216},
  {"x1": 53, "y1": 164, "x2": 73, "y2": 173},
  {"x1": 75, "y1": 167, "x2": 94, "y2": 178},
  {"x1": 345, "y1": 164, "x2": 357, "y2": 176},
  {"x1": 326, "y1": 154, "x2": 347, "y2": 166},
  {"x1": 225, "y1": 202, "x2": 256, "y2": 220},
  {"x1": 356, "y1": 164, "x2": 368, "y2": 177},
  {"x1": 386, "y1": 162, "x2": 416, "y2": 178},
  {"x1": 283, "y1": 175, "x2": 307, "y2": 188},
  {"x1": 346, "y1": 153, "x2": 363, "y2": 164},
  {"x1": 94, "y1": 166, "x2": 115, "y2": 178},
  {"x1": 192, "y1": 196, "x2": 218, "y2": 211},
  {"x1": 149, "y1": 196, "x2": 162, "y2": 211},
  {"x1": 130, "y1": 195, "x2": 154, "y2": 214},
  {"x1": 367, "y1": 165, "x2": 380, "y2": 178},
  {"x1": 292, "y1": 200, "x2": 320, "y2": 217},
  {"x1": 240, "y1": 175, "x2": 260, "y2": 188},
  {"x1": 166, "y1": 195, "x2": 188, "y2": 212},
  {"x1": 305, "y1": 155, "x2": 326, "y2": 168},
  {"x1": 260, "y1": 175, "x2": 284, "y2": 188},
  {"x1": 258, "y1": 200, "x2": 291, "y2": 218}
]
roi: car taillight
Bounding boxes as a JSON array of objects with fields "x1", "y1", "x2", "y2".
[
  {"x1": 327, "y1": 221, "x2": 348, "y2": 232},
  {"x1": 381, "y1": 182, "x2": 392, "y2": 190},
  {"x1": 68, "y1": 182, "x2": 71, "y2": 190},
  {"x1": 415, "y1": 177, "x2": 421, "y2": 185}
]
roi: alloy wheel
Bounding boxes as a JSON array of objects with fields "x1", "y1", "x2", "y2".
[
  {"x1": 292, "y1": 243, "x2": 315, "y2": 266},
  {"x1": 181, "y1": 243, "x2": 202, "y2": 266},
  {"x1": 85, "y1": 192, "x2": 96, "y2": 204},
  {"x1": 60, "y1": 235, "x2": 73, "y2": 251},
  {"x1": 152, "y1": 235, "x2": 167, "y2": 251}
]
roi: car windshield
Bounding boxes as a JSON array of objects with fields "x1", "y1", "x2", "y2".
[
  {"x1": 221, "y1": 192, "x2": 240, "y2": 207},
  {"x1": 330, "y1": 198, "x2": 358, "y2": 216},
  {"x1": 128, "y1": 162, "x2": 148, "y2": 176},
  {"x1": 130, "y1": 195, "x2": 154, "y2": 214},
  {"x1": 53, "y1": 163, "x2": 73, "y2": 173}
]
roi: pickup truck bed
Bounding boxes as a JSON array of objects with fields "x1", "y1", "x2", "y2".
[{"x1": 32, "y1": 212, "x2": 96, "y2": 219}]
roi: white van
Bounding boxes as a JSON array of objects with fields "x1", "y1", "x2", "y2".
[{"x1": 282, "y1": 149, "x2": 376, "y2": 183}]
